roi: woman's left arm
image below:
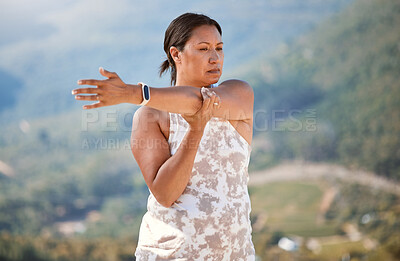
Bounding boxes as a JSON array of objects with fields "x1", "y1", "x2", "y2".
[{"x1": 73, "y1": 68, "x2": 253, "y2": 120}]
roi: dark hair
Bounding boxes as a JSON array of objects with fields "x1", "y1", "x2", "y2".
[{"x1": 159, "y1": 13, "x2": 222, "y2": 85}]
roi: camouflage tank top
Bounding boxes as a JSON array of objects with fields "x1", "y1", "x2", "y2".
[{"x1": 135, "y1": 92, "x2": 255, "y2": 260}]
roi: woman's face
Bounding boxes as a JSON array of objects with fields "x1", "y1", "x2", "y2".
[{"x1": 176, "y1": 25, "x2": 224, "y2": 87}]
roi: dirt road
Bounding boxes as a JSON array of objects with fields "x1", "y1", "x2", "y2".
[{"x1": 248, "y1": 161, "x2": 400, "y2": 195}]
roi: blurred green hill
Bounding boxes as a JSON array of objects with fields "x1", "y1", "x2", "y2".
[{"x1": 248, "y1": 0, "x2": 400, "y2": 181}]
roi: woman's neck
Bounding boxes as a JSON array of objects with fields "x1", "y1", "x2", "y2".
[{"x1": 175, "y1": 73, "x2": 207, "y2": 88}]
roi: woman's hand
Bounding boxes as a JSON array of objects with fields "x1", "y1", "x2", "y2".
[
  {"x1": 181, "y1": 87, "x2": 221, "y2": 133},
  {"x1": 72, "y1": 67, "x2": 140, "y2": 109}
]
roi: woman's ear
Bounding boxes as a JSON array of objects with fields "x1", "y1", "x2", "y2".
[{"x1": 170, "y1": 46, "x2": 181, "y2": 64}]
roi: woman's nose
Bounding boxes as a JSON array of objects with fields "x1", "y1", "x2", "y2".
[{"x1": 209, "y1": 50, "x2": 219, "y2": 63}]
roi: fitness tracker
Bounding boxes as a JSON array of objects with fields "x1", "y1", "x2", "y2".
[{"x1": 138, "y1": 82, "x2": 150, "y2": 106}]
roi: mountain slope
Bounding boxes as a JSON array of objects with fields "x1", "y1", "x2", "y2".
[{"x1": 247, "y1": 0, "x2": 400, "y2": 180}]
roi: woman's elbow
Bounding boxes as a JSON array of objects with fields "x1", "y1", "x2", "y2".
[
  {"x1": 155, "y1": 194, "x2": 174, "y2": 208},
  {"x1": 160, "y1": 200, "x2": 174, "y2": 208},
  {"x1": 150, "y1": 187, "x2": 175, "y2": 208}
]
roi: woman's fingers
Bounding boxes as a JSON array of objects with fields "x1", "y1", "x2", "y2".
[
  {"x1": 77, "y1": 79, "x2": 102, "y2": 86},
  {"x1": 75, "y1": 95, "x2": 99, "y2": 101},
  {"x1": 201, "y1": 87, "x2": 208, "y2": 98},
  {"x1": 200, "y1": 87, "x2": 208, "y2": 103},
  {"x1": 99, "y1": 67, "x2": 118, "y2": 79},
  {"x1": 203, "y1": 88, "x2": 220, "y2": 106},
  {"x1": 212, "y1": 92, "x2": 221, "y2": 108},
  {"x1": 201, "y1": 88, "x2": 212, "y2": 110},
  {"x1": 73, "y1": 68, "x2": 127, "y2": 110},
  {"x1": 83, "y1": 102, "x2": 102, "y2": 110},
  {"x1": 72, "y1": 88, "x2": 100, "y2": 95},
  {"x1": 200, "y1": 87, "x2": 222, "y2": 115},
  {"x1": 208, "y1": 93, "x2": 218, "y2": 111},
  {"x1": 202, "y1": 95, "x2": 211, "y2": 112}
]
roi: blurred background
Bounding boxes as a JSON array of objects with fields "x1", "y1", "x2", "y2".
[{"x1": 0, "y1": 0, "x2": 399, "y2": 260}]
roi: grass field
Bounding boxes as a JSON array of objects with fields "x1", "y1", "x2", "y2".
[
  {"x1": 248, "y1": 177, "x2": 400, "y2": 261},
  {"x1": 249, "y1": 181, "x2": 338, "y2": 237}
]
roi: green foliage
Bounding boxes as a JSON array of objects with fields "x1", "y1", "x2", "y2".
[
  {"x1": 248, "y1": 0, "x2": 400, "y2": 180},
  {"x1": 0, "y1": 109, "x2": 147, "y2": 238},
  {"x1": 0, "y1": 233, "x2": 136, "y2": 261},
  {"x1": 327, "y1": 182, "x2": 400, "y2": 245}
]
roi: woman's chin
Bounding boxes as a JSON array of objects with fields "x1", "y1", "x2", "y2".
[
  {"x1": 204, "y1": 74, "x2": 221, "y2": 84},
  {"x1": 203, "y1": 80, "x2": 219, "y2": 87}
]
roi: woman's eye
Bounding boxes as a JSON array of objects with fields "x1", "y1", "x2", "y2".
[
  {"x1": 217, "y1": 48, "x2": 223, "y2": 51},
  {"x1": 200, "y1": 48, "x2": 208, "y2": 51}
]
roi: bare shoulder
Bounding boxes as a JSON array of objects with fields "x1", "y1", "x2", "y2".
[
  {"x1": 215, "y1": 79, "x2": 254, "y2": 145},
  {"x1": 133, "y1": 105, "x2": 160, "y2": 120},
  {"x1": 220, "y1": 79, "x2": 251, "y2": 87},
  {"x1": 219, "y1": 79, "x2": 254, "y2": 94},
  {"x1": 132, "y1": 106, "x2": 160, "y2": 129},
  {"x1": 212, "y1": 78, "x2": 254, "y2": 119},
  {"x1": 132, "y1": 106, "x2": 169, "y2": 140},
  {"x1": 216, "y1": 79, "x2": 254, "y2": 108}
]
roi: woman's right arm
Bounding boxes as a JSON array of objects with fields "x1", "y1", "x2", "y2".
[{"x1": 130, "y1": 91, "x2": 217, "y2": 208}]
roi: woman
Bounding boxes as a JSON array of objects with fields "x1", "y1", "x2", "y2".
[{"x1": 72, "y1": 13, "x2": 255, "y2": 260}]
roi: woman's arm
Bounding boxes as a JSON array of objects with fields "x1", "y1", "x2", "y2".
[
  {"x1": 73, "y1": 68, "x2": 203, "y2": 115},
  {"x1": 73, "y1": 68, "x2": 253, "y2": 121},
  {"x1": 133, "y1": 79, "x2": 253, "y2": 121},
  {"x1": 131, "y1": 91, "x2": 218, "y2": 208},
  {"x1": 131, "y1": 84, "x2": 204, "y2": 115}
]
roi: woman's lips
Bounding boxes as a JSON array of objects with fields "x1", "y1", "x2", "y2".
[{"x1": 207, "y1": 69, "x2": 220, "y2": 74}]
